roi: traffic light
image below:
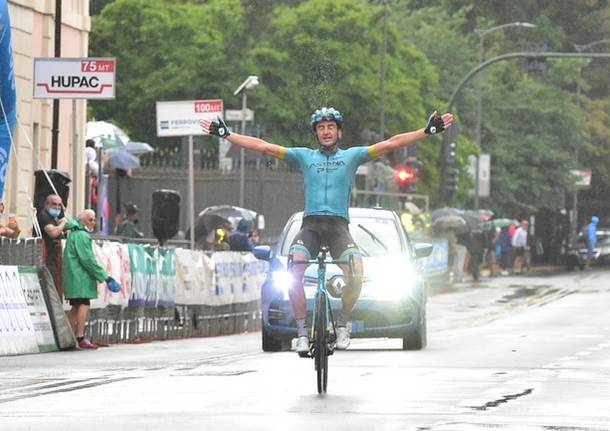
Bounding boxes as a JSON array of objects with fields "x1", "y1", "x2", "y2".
[
  {"x1": 444, "y1": 166, "x2": 459, "y2": 193},
  {"x1": 395, "y1": 164, "x2": 417, "y2": 193},
  {"x1": 526, "y1": 43, "x2": 547, "y2": 72},
  {"x1": 442, "y1": 142, "x2": 458, "y2": 196},
  {"x1": 445, "y1": 141, "x2": 456, "y2": 165}
]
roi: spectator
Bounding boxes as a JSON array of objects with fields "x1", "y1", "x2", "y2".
[
  {"x1": 63, "y1": 209, "x2": 119, "y2": 350},
  {"x1": 115, "y1": 202, "x2": 144, "y2": 239},
  {"x1": 586, "y1": 215, "x2": 599, "y2": 268},
  {"x1": 498, "y1": 226, "x2": 513, "y2": 275},
  {"x1": 249, "y1": 229, "x2": 261, "y2": 247},
  {"x1": 0, "y1": 208, "x2": 20, "y2": 239},
  {"x1": 452, "y1": 233, "x2": 467, "y2": 283},
  {"x1": 483, "y1": 227, "x2": 499, "y2": 277},
  {"x1": 466, "y1": 231, "x2": 485, "y2": 282},
  {"x1": 512, "y1": 219, "x2": 529, "y2": 273},
  {"x1": 212, "y1": 224, "x2": 231, "y2": 251},
  {"x1": 37, "y1": 194, "x2": 68, "y2": 297},
  {"x1": 229, "y1": 218, "x2": 253, "y2": 251}
]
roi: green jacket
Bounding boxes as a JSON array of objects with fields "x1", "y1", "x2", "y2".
[{"x1": 62, "y1": 219, "x2": 108, "y2": 299}]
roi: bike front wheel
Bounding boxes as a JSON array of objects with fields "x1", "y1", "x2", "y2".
[{"x1": 314, "y1": 292, "x2": 328, "y2": 394}]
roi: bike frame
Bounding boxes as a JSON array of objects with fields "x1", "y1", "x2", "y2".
[{"x1": 289, "y1": 246, "x2": 354, "y2": 393}]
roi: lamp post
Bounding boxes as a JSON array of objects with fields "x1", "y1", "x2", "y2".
[
  {"x1": 473, "y1": 21, "x2": 536, "y2": 210},
  {"x1": 570, "y1": 38, "x2": 610, "y2": 241},
  {"x1": 234, "y1": 75, "x2": 259, "y2": 208},
  {"x1": 379, "y1": 0, "x2": 389, "y2": 141}
]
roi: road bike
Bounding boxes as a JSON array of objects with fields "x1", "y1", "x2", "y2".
[{"x1": 289, "y1": 246, "x2": 354, "y2": 394}]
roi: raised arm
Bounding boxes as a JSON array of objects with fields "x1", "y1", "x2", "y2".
[
  {"x1": 369, "y1": 112, "x2": 453, "y2": 158},
  {"x1": 200, "y1": 117, "x2": 285, "y2": 159}
]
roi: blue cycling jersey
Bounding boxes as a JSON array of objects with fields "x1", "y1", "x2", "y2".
[{"x1": 278, "y1": 146, "x2": 376, "y2": 220}]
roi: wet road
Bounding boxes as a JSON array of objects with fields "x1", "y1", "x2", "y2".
[{"x1": 1, "y1": 269, "x2": 609, "y2": 431}]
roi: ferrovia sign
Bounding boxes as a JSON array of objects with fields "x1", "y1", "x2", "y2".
[
  {"x1": 156, "y1": 99, "x2": 223, "y2": 137},
  {"x1": 33, "y1": 58, "x2": 116, "y2": 99}
]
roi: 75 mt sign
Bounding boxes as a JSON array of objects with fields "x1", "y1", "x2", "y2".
[{"x1": 33, "y1": 57, "x2": 116, "y2": 100}]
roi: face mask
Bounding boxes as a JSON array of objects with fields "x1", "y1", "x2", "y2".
[
  {"x1": 85, "y1": 225, "x2": 95, "y2": 233},
  {"x1": 47, "y1": 208, "x2": 61, "y2": 218}
]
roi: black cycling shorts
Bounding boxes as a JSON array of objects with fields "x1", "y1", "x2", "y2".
[
  {"x1": 288, "y1": 215, "x2": 361, "y2": 261},
  {"x1": 69, "y1": 298, "x2": 91, "y2": 306}
]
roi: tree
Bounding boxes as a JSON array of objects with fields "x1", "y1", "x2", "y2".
[{"x1": 89, "y1": 0, "x2": 246, "y2": 144}]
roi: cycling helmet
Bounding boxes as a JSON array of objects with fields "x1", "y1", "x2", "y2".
[{"x1": 310, "y1": 107, "x2": 343, "y2": 131}]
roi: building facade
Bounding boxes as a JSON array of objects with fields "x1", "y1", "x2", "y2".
[{"x1": 4, "y1": 0, "x2": 89, "y2": 234}]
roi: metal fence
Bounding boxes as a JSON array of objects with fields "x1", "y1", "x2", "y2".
[
  {"x1": 0, "y1": 237, "x2": 43, "y2": 266},
  {"x1": 107, "y1": 165, "x2": 304, "y2": 241}
]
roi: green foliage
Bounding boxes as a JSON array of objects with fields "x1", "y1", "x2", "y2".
[
  {"x1": 90, "y1": 0, "x2": 245, "y2": 142},
  {"x1": 87, "y1": 0, "x2": 610, "y2": 217}
]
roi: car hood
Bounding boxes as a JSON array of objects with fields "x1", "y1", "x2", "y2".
[{"x1": 275, "y1": 254, "x2": 423, "y2": 299}]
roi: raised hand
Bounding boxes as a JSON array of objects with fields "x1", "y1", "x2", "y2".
[
  {"x1": 200, "y1": 116, "x2": 230, "y2": 138},
  {"x1": 424, "y1": 111, "x2": 453, "y2": 135}
]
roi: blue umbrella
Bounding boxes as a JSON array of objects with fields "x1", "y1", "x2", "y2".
[
  {"x1": 106, "y1": 148, "x2": 140, "y2": 171},
  {"x1": 125, "y1": 141, "x2": 154, "y2": 155}
]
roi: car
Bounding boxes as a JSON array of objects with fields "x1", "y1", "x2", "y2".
[
  {"x1": 252, "y1": 207, "x2": 433, "y2": 352},
  {"x1": 564, "y1": 228, "x2": 610, "y2": 270}
]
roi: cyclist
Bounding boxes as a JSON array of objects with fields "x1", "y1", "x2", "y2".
[{"x1": 201, "y1": 107, "x2": 452, "y2": 353}]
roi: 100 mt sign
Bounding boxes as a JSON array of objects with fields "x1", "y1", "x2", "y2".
[{"x1": 194, "y1": 100, "x2": 222, "y2": 113}]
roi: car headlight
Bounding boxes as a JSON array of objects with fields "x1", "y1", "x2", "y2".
[
  {"x1": 272, "y1": 270, "x2": 292, "y2": 298},
  {"x1": 363, "y1": 265, "x2": 419, "y2": 301}
]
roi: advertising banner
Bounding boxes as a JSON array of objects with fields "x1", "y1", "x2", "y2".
[
  {"x1": 0, "y1": 0, "x2": 16, "y2": 201},
  {"x1": 422, "y1": 239, "x2": 449, "y2": 275},
  {"x1": 33, "y1": 57, "x2": 116, "y2": 99},
  {"x1": 156, "y1": 99, "x2": 223, "y2": 137},
  {"x1": 91, "y1": 241, "x2": 131, "y2": 309},
  {"x1": 0, "y1": 266, "x2": 38, "y2": 355},
  {"x1": 18, "y1": 267, "x2": 56, "y2": 352}
]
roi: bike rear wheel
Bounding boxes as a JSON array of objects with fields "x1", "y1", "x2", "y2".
[{"x1": 314, "y1": 292, "x2": 328, "y2": 394}]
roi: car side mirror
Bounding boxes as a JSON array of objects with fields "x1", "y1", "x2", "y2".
[
  {"x1": 253, "y1": 245, "x2": 272, "y2": 261},
  {"x1": 414, "y1": 243, "x2": 433, "y2": 259}
]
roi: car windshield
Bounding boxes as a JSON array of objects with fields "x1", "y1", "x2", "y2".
[{"x1": 279, "y1": 215, "x2": 406, "y2": 257}]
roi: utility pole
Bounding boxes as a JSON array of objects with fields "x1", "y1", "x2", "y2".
[
  {"x1": 379, "y1": 0, "x2": 389, "y2": 141},
  {"x1": 51, "y1": 0, "x2": 62, "y2": 169}
]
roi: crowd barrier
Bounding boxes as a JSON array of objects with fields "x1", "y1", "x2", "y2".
[
  {"x1": 1, "y1": 237, "x2": 446, "y2": 356},
  {"x1": 0, "y1": 240, "x2": 268, "y2": 356}
]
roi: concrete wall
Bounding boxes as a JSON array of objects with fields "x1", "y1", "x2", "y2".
[{"x1": 4, "y1": 1, "x2": 89, "y2": 233}]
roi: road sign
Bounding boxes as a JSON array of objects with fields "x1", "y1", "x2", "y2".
[
  {"x1": 156, "y1": 99, "x2": 223, "y2": 137},
  {"x1": 33, "y1": 58, "x2": 116, "y2": 99},
  {"x1": 225, "y1": 109, "x2": 254, "y2": 122},
  {"x1": 571, "y1": 169, "x2": 592, "y2": 188}
]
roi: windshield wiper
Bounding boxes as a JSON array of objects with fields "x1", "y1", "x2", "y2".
[{"x1": 357, "y1": 223, "x2": 388, "y2": 252}]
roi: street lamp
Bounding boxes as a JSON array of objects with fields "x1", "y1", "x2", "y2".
[
  {"x1": 570, "y1": 39, "x2": 610, "y2": 241},
  {"x1": 234, "y1": 75, "x2": 259, "y2": 208},
  {"x1": 473, "y1": 21, "x2": 536, "y2": 210}
]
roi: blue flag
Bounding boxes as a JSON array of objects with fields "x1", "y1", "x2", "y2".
[{"x1": 0, "y1": 0, "x2": 16, "y2": 201}]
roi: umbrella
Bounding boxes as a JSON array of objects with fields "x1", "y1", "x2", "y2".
[
  {"x1": 460, "y1": 210, "x2": 485, "y2": 232},
  {"x1": 484, "y1": 218, "x2": 513, "y2": 229},
  {"x1": 192, "y1": 213, "x2": 231, "y2": 239},
  {"x1": 106, "y1": 148, "x2": 141, "y2": 171},
  {"x1": 125, "y1": 141, "x2": 154, "y2": 155},
  {"x1": 477, "y1": 209, "x2": 494, "y2": 221},
  {"x1": 198, "y1": 205, "x2": 257, "y2": 229},
  {"x1": 430, "y1": 207, "x2": 460, "y2": 221},
  {"x1": 86, "y1": 121, "x2": 130, "y2": 149},
  {"x1": 432, "y1": 214, "x2": 467, "y2": 230}
]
